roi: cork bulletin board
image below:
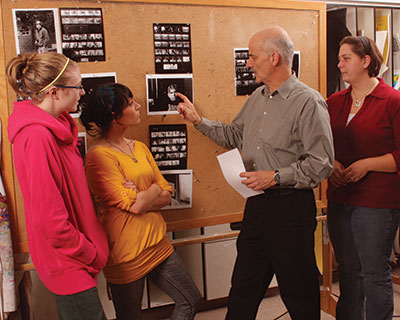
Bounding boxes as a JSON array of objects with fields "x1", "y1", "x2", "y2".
[{"x1": 0, "y1": 0, "x2": 326, "y2": 254}]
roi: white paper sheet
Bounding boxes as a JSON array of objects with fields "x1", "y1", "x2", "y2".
[
  {"x1": 376, "y1": 30, "x2": 389, "y2": 76},
  {"x1": 217, "y1": 148, "x2": 263, "y2": 198}
]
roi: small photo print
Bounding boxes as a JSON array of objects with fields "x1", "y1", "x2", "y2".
[
  {"x1": 146, "y1": 74, "x2": 193, "y2": 115},
  {"x1": 12, "y1": 8, "x2": 62, "y2": 54},
  {"x1": 234, "y1": 49, "x2": 301, "y2": 95},
  {"x1": 60, "y1": 8, "x2": 106, "y2": 62},
  {"x1": 292, "y1": 51, "x2": 301, "y2": 78},
  {"x1": 161, "y1": 169, "x2": 193, "y2": 210},
  {"x1": 77, "y1": 132, "x2": 87, "y2": 159},
  {"x1": 234, "y1": 48, "x2": 261, "y2": 96},
  {"x1": 69, "y1": 72, "x2": 117, "y2": 118},
  {"x1": 149, "y1": 124, "x2": 187, "y2": 170},
  {"x1": 153, "y1": 23, "x2": 192, "y2": 73}
]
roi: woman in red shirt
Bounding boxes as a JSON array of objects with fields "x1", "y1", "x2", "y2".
[{"x1": 327, "y1": 35, "x2": 400, "y2": 320}]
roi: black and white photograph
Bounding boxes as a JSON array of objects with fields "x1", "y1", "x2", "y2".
[
  {"x1": 60, "y1": 8, "x2": 105, "y2": 62},
  {"x1": 77, "y1": 132, "x2": 88, "y2": 159},
  {"x1": 234, "y1": 48, "x2": 262, "y2": 96},
  {"x1": 292, "y1": 51, "x2": 301, "y2": 78},
  {"x1": 161, "y1": 170, "x2": 192, "y2": 210},
  {"x1": 12, "y1": 8, "x2": 62, "y2": 54},
  {"x1": 153, "y1": 23, "x2": 192, "y2": 73},
  {"x1": 149, "y1": 124, "x2": 187, "y2": 170},
  {"x1": 234, "y1": 49, "x2": 301, "y2": 96},
  {"x1": 146, "y1": 74, "x2": 193, "y2": 115},
  {"x1": 69, "y1": 72, "x2": 117, "y2": 118}
]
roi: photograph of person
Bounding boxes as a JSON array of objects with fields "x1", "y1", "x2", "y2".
[
  {"x1": 34, "y1": 20, "x2": 50, "y2": 53},
  {"x1": 146, "y1": 74, "x2": 193, "y2": 115},
  {"x1": 12, "y1": 9, "x2": 61, "y2": 54}
]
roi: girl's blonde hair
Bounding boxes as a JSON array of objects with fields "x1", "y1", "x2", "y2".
[{"x1": 6, "y1": 52, "x2": 78, "y2": 102}]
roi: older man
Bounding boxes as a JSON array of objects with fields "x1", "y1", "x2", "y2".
[{"x1": 178, "y1": 26, "x2": 334, "y2": 320}]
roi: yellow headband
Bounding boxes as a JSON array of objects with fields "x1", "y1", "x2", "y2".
[{"x1": 39, "y1": 58, "x2": 70, "y2": 93}]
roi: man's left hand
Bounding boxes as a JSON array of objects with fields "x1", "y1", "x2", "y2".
[{"x1": 240, "y1": 170, "x2": 276, "y2": 191}]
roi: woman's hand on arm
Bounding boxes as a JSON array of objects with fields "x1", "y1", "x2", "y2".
[
  {"x1": 343, "y1": 153, "x2": 396, "y2": 183},
  {"x1": 148, "y1": 190, "x2": 172, "y2": 211},
  {"x1": 128, "y1": 183, "x2": 162, "y2": 214},
  {"x1": 123, "y1": 179, "x2": 170, "y2": 212},
  {"x1": 329, "y1": 160, "x2": 347, "y2": 187}
]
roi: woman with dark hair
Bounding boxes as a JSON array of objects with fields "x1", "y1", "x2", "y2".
[
  {"x1": 6, "y1": 52, "x2": 108, "y2": 319},
  {"x1": 327, "y1": 35, "x2": 400, "y2": 320},
  {"x1": 80, "y1": 83, "x2": 201, "y2": 320}
]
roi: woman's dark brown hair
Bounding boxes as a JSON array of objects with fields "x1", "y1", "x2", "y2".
[
  {"x1": 340, "y1": 35, "x2": 383, "y2": 77},
  {"x1": 79, "y1": 83, "x2": 133, "y2": 136}
]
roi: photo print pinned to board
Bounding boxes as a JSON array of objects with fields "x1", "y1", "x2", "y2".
[
  {"x1": 60, "y1": 8, "x2": 105, "y2": 62},
  {"x1": 153, "y1": 23, "x2": 192, "y2": 73},
  {"x1": 292, "y1": 51, "x2": 300, "y2": 78},
  {"x1": 12, "y1": 8, "x2": 62, "y2": 54},
  {"x1": 149, "y1": 124, "x2": 187, "y2": 171},
  {"x1": 234, "y1": 48, "x2": 262, "y2": 96},
  {"x1": 69, "y1": 72, "x2": 117, "y2": 118},
  {"x1": 146, "y1": 74, "x2": 193, "y2": 115},
  {"x1": 234, "y1": 49, "x2": 301, "y2": 96},
  {"x1": 77, "y1": 132, "x2": 88, "y2": 159},
  {"x1": 161, "y1": 169, "x2": 193, "y2": 210}
]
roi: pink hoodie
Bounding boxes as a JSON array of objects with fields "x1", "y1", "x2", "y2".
[{"x1": 8, "y1": 100, "x2": 109, "y2": 295}]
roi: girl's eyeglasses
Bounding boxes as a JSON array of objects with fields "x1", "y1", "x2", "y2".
[{"x1": 56, "y1": 85, "x2": 84, "y2": 90}]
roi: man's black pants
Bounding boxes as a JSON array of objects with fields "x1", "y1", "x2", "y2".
[{"x1": 225, "y1": 189, "x2": 321, "y2": 320}]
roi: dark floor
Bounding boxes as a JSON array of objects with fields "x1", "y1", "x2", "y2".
[{"x1": 196, "y1": 266, "x2": 400, "y2": 320}]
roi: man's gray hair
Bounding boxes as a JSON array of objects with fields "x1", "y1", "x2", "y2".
[{"x1": 261, "y1": 33, "x2": 294, "y2": 67}]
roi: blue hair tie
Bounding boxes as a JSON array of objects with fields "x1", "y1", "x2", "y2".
[{"x1": 97, "y1": 86, "x2": 115, "y2": 111}]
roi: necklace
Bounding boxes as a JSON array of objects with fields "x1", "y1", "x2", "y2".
[
  {"x1": 352, "y1": 82, "x2": 377, "y2": 108},
  {"x1": 104, "y1": 137, "x2": 138, "y2": 163}
]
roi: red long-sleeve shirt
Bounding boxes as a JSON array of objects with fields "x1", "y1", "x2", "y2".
[
  {"x1": 327, "y1": 78, "x2": 400, "y2": 208},
  {"x1": 8, "y1": 100, "x2": 109, "y2": 294}
]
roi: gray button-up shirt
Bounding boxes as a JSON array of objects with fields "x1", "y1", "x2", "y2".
[{"x1": 195, "y1": 74, "x2": 334, "y2": 189}]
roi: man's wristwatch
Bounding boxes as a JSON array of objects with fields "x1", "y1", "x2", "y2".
[{"x1": 273, "y1": 169, "x2": 281, "y2": 186}]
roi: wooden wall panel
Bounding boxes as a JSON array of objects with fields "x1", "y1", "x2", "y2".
[{"x1": 1, "y1": 0, "x2": 326, "y2": 253}]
